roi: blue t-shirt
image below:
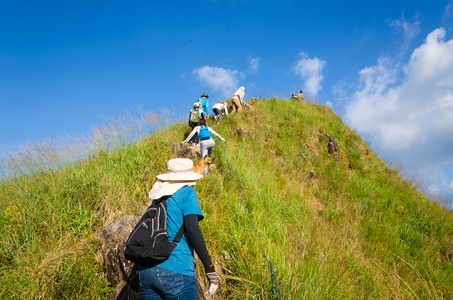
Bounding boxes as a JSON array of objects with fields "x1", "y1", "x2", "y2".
[
  {"x1": 201, "y1": 98, "x2": 209, "y2": 116},
  {"x1": 157, "y1": 186, "x2": 203, "y2": 276}
]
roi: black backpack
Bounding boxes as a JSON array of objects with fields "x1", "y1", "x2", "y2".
[{"x1": 124, "y1": 196, "x2": 184, "y2": 267}]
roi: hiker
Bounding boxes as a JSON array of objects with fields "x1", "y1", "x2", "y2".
[
  {"x1": 139, "y1": 158, "x2": 219, "y2": 299},
  {"x1": 188, "y1": 103, "x2": 202, "y2": 144},
  {"x1": 297, "y1": 90, "x2": 304, "y2": 101},
  {"x1": 231, "y1": 86, "x2": 245, "y2": 113},
  {"x1": 183, "y1": 118, "x2": 225, "y2": 176},
  {"x1": 212, "y1": 100, "x2": 228, "y2": 121},
  {"x1": 198, "y1": 92, "x2": 210, "y2": 119},
  {"x1": 290, "y1": 93, "x2": 297, "y2": 101}
]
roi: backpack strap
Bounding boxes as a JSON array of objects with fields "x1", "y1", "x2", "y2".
[
  {"x1": 172, "y1": 224, "x2": 185, "y2": 245},
  {"x1": 157, "y1": 196, "x2": 185, "y2": 245}
]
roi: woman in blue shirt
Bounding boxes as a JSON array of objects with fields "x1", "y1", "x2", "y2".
[{"x1": 139, "y1": 158, "x2": 219, "y2": 299}]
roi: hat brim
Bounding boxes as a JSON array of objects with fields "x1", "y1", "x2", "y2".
[{"x1": 156, "y1": 172, "x2": 203, "y2": 181}]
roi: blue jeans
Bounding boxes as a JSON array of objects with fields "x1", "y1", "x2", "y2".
[
  {"x1": 139, "y1": 266, "x2": 198, "y2": 300},
  {"x1": 200, "y1": 139, "x2": 215, "y2": 175}
]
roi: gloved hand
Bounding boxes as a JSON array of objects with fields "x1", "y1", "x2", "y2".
[{"x1": 204, "y1": 265, "x2": 219, "y2": 295}]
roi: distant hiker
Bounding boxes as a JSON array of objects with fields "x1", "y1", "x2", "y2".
[
  {"x1": 183, "y1": 118, "x2": 225, "y2": 176},
  {"x1": 212, "y1": 101, "x2": 228, "y2": 121},
  {"x1": 139, "y1": 158, "x2": 219, "y2": 299},
  {"x1": 231, "y1": 86, "x2": 245, "y2": 113},
  {"x1": 198, "y1": 92, "x2": 210, "y2": 119},
  {"x1": 188, "y1": 103, "x2": 202, "y2": 144},
  {"x1": 290, "y1": 93, "x2": 297, "y2": 101},
  {"x1": 297, "y1": 90, "x2": 304, "y2": 101}
]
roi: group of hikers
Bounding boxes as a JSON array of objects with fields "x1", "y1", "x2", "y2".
[
  {"x1": 136, "y1": 87, "x2": 247, "y2": 299},
  {"x1": 184, "y1": 87, "x2": 247, "y2": 175},
  {"x1": 290, "y1": 90, "x2": 304, "y2": 101}
]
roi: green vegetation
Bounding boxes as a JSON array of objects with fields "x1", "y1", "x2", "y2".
[{"x1": 1, "y1": 98, "x2": 452, "y2": 299}]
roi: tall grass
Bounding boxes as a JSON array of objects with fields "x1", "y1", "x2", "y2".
[
  {"x1": 0, "y1": 108, "x2": 177, "y2": 298},
  {"x1": 1, "y1": 98, "x2": 452, "y2": 299}
]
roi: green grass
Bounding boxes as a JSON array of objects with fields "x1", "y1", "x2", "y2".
[{"x1": 1, "y1": 98, "x2": 452, "y2": 299}]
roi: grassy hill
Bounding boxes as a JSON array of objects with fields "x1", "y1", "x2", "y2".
[{"x1": 1, "y1": 98, "x2": 452, "y2": 299}]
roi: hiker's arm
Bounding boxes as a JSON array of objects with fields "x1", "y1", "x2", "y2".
[
  {"x1": 185, "y1": 214, "x2": 220, "y2": 295},
  {"x1": 208, "y1": 128, "x2": 225, "y2": 141},
  {"x1": 184, "y1": 214, "x2": 212, "y2": 267},
  {"x1": 183, "y1": 127, "x2": 199, "y2": 143}
]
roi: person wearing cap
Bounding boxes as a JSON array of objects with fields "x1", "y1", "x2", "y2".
[
  {"x1": 198, "y1": 92, "x2": 210, "y2": 119},
  {"x1": 188, "y1": 103, "x2": 202, "y2": 144},
  {"x1": 139, "y1": 158, "x2": 219, "y2": 299},
  {"x1": 182, "y1": 118, "x2": 225, "y2": 176},
  {"x1": 231, "y1": 86, "x2": 245, "y2": 113},
  {"x1": 212, "y1": 100, "x2": 228, "y2": 121}
]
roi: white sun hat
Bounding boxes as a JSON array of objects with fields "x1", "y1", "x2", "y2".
[
  {"x1": 149, "y1": 158, "x2": 203, "y2": 200},
  {"x1": 156, "y1": 158, "x2": 203, "y2": 181}
]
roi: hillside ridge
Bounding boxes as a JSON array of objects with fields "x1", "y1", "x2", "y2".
[{"x1": 1, "y1": 97, "x2": 452, "y2": 299}]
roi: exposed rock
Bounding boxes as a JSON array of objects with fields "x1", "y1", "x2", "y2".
[
  {"x1": 326, "y1": 134, "x2": 340, "y2": 154},
  {"x1": 248, "y1": 97, "x2": 259, "y2": 105},
  {"x1": 241, "y1": 98, "x2": 258, "y2": 111},
  {"x1": 172, "y1": 142, "x2": 200, "y2": 159},
  {"x1": 98, "y1": 215, "x2": 142, "y2": 300},
  {"x1": 237, "y1": 128, "x2": 249, "y2": 141}
]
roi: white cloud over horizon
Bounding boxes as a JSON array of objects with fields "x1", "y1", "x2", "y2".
[
  {"x1": 248, "y1": 56, "x2": 260, "y2": 73},
  {"x1": 345, "y1": 27, "x2": 453, "y2": 197},
  {"x1": 293, "y1": 52, "x2": 326, "y2": 96},
  {"x1": 192, "y1": 65, "x2": 244, "y2": 98}
]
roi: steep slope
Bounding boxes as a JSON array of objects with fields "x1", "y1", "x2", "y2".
[
  {"x1": 0, "y1": 98, "x2": 452, "y2": 299},
  {"x1": 197, "y1": 98, "x2": 453, "y2": 299}
]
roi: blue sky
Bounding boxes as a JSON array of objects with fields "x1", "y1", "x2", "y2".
[{"x1": 1, "y1": 0, "x2": 453, "y2": 203}]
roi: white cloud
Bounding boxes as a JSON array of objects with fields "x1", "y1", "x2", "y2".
[
  {"x1": 293, "y1": 52, "x2": 326, "y2": 96},
  {"x1": 345, "y1": 27, "x2": 453, "y2": 197},
  {"x1": 443, "y1": 4, "x2": 453, "y2": 20},
  {"x1": 390, "y1": 14, "x2": 420, "y2": 52},
  {"x1": 248, "y1": 56, "x2": 260, "y2": 73},
  {"x1": 192, "y1": 65, "x2": 243, "y2": 98}
]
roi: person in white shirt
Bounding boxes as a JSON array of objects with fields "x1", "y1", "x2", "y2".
[
  {"x1": 231, "y1": 86, "x2": 245, "y2": 113},
  {"x1": 212, "y1": 101, "x2": 228, "y2": 121},
  {"x1": 182, "y1": 118, "x2": 225, "y2": 176}
]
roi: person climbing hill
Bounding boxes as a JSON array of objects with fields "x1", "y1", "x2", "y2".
[
  {"x1": 297, "y1": 90, "x2": 304, "y2": 101},
  {"x1": 138, "y1": 158, "x2": 219, "y2": 299},
  {"x1": 182, "y1": 118, "x2": 225, "y2": 176},
  {"x1": 231, "y1": 86, "x2": 245, "y2": 113},
  {"x1": 198, "y1": 92, "x2": 210, "y2": 119},
  {"x1": 188, "y1": 103, "x2": 202, "y2": 144},
  {"x1": 212, "y1": 100, "x2": 228, "y2": 121}
]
